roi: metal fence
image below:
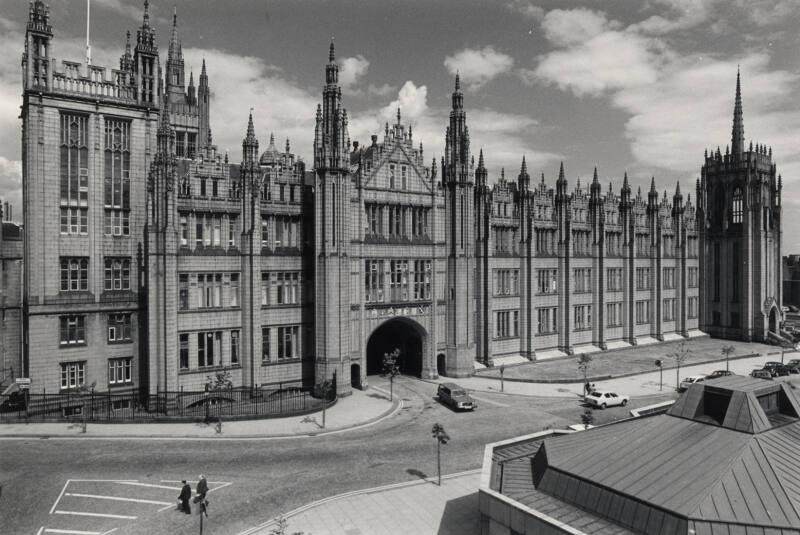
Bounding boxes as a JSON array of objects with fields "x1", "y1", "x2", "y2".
[{"x1": 0, "y1": 383, "x2": 337, "y2": 423}]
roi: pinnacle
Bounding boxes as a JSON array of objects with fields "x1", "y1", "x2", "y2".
[
  {"x1": 557, "y1": 161, "x2": 565, "y2": 182},
  {"x1": 329, "y1": 39, "x2": 335, "y2": 62},
  {"x1": 285, "y1": 138, "x2": 291, "y2": 153},
  {"x1": 201, "y1": 58, "x2": 207, "y2": 76},
  {"x1": 268, "y1": 132, "x2": 275, "y2": 149},
  {"x1": 397, "y1": 107, "x2": 401, "y2": 124},
  {"x1": 173, "y1": 5, "x2": 177, "y2": 28},
  {"x1": 650, "y1": 176, "x2": 656, "y2": 192},
  {"x1": 246, "y1": 109, "x2": 256, "y2": 139},
  {"x1": 675, "y1": 181, "x2": 681, "y2": 195},
  {"x1": 592, "y1": 166, "x2": 599, "y2": 184},
  {"x1": 520, "y1": 155, "x2": 527, "y2": 175},
  {"x1": 455, "y1": 72, "x2": 461, "y2": 92},
  {"x1": 478, "y1": 148, "x2": 485, "y2": 168}
]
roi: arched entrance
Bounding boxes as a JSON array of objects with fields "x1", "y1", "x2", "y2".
[
  {"x1": 366, "y1": 318, "x2": 425, "y2": 377},
  {"x1": 769, "y1": 307, "x2": 778, "y2": 334},
  {"x1": 350, "y1": 363, "x2": 361, "y2": 390}
]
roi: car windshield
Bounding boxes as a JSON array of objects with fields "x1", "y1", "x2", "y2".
[
  {"x1": 589, "y1": 392, "x2": 602, "y2": 397},
  {"x1": 451, "y1": 390, "x2": 466, "y2": 396}
]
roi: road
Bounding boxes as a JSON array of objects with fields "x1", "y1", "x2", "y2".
[{"x1": 0, "y1": 376, "x2": 669, "y2": 535}]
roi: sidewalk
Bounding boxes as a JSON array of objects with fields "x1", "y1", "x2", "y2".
[
  {"x1": 0, "y1": 388, "x2": 399, "y2": 439},
  {"x1": 241, "y1": 470, "x2": 481, "y2": 535},
  {"x1": 477, "y1": 337, "x2": 784, "y2": 382}
]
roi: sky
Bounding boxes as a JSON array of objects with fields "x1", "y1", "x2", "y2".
[{"x1": 0, "y1": 0, "x2": 798, "y2": 251}]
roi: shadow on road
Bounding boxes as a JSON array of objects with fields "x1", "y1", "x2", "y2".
[
  {"x1": 300, "y1": 415, "x2": 322, "y2": 428},
  {"x1": 406, "y1": 468, "x2": 428, "y2": 480}
]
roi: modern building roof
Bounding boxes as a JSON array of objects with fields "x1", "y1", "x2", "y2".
[{"x1": 484, "y1": 378, "x2": 800, "y2": 535}]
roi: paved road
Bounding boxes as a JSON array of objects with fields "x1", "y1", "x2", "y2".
[{"x1": 0, "y1": 376, "x2": 667, "y2": 535}]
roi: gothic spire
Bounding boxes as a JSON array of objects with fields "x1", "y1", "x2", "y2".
[
  {"x1": 143, "y1": 0, "x2": 150, "y2": 28},
  {"x1": 285, "y1": 138, "x2": 291, "y2": 153},
  {"x1": 329, "y1": 39, "x2": 335, "y2": 62},
  {"x1": 520, "y1": 155, "x2": 527, "y2": 175},
  {"x1": 732, "y1": 66, "x2": 744, "y2": 156},
  {"x1": 478, "y1": 148, "x2": 485, "y2": 169},
  {"x1": 243, "y1": 110, "x2": 259, "y2": 162},
  {"x1": 557, "y1": 161, "x2": 565, "y2": 184}
]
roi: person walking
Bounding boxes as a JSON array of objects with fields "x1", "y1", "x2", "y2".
[
  {"x1": 194, "y1": 474, "x2": 208, "y2": 503},
  {"x1": 178, "y1": 480, "x2": 192, "y2": 514}
]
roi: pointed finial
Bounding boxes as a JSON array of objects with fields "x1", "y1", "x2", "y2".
[
  {"x1": 329, "y1": 39, "x2": 335, "y2": 62},
  {"x1": 558, "y1": 161, "x2": 565, "y2": 182},
  {"x1": 396, "y1": 107, "x2": 401, "y2": 125},
  {"x1": 247, "y1": 109, "x2": 255, "y2": 138},
  {"x1": 201, "y1": 57, "x2": 207, "y2": 76},
  {"x1": 608, "y1": 181, "x2": 613, "y2": 193},
  {"x1": 125, "y1": 30, "x2": 131, "y2": 51},
  {"x1": 455, "y1": 71, "x2": 461, "y2": 91},
  {"x1": 623, "y1": 171, "x2": 629, "y2": 187},
  {"x1": 592, "y1": 167, "x2": 599, "y2": 184},
  {"x1": 732, "y1": 65, "x2": 744, "y2": 155},
  {"x1": 478, "y1": 148, "x2": 485, "y2": 168},
  {"x1": 500, "y1": 167, "x2": 505, "y2": 181},
  {"x1": 189, "y1": 71, "x2": 194, "y2": 86},
  {"x1": 173, "y1": 5, "x2": 177, "y2": 27},
  {"x1": 521, "y1": 155, "x2": 527, "y2": 175},
  {"x1": 675, "y1": 181, "x2": 681, "y2": 195},
  {"x1": 143, "y1": 0, "x2": 150, "y2": 26},
  {"x1": 285, "y1": 138, "x2": 291, "y2": 153}
]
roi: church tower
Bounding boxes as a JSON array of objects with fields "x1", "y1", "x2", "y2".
[
  {"x1": 314, "y1": 42, "x2": 352, "y2": 393},
  {"x1": 698, "y1": 70, "x2": 783, "y2": 341},
  {"x1": 443, "y1": 75, "x2": 476, "y2": 376}
]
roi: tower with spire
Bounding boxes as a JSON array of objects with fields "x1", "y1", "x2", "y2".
[
  {"x1": 474, "y1": 149, "x2": 492, "y2": 365},
  {"x1": 699, "y1": 70, "x2": 782, "y2": 342}
]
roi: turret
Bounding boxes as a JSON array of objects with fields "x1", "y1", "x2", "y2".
[
  {"x1": 672, "y1": 181, "x2": 683, "y2": 216},
  {"x1": 165, "y1": 7, "x2": 186, "y2": 101},
  {"x1": 475, "y1": 148, "x2": 487, "y2": 188},
  {"x1": 242, "y1": 111, "x2": 259, "y2": 163},
  {"x1": 134, "y1": 0, "x2": 159, "y2": 105},
  {"x1": 517, "y1": 155, "x2": 529, "y2": 192},
  {"x1": 590, "y1": 166, "x2": 601, "y2": 203},
  {"x1": 620, "y1": 171, "x2": 631, "y2": 206},
  {"x1": 556, "y1": 161, "x2": 567, "y2": 201},
  {"x1": 647, "y1": 176, "x2": 658, "y2": 209},
  {"x1": 23, "y1": 0, "x2": 53, "y2": 91}
]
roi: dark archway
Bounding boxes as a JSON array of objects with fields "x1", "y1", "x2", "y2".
[
  {"x1": 769, "y1": 307, "x2": 777, "y2": 334},
  {"x1": 437, "y1": 353, "x2": 446, "y2": 377},
  {"x1": 350, "y1": 363, "x2": 361, "y2": 390},
  {"x1": 366, "y1": 318, "x2": 424, "y2": 377}
]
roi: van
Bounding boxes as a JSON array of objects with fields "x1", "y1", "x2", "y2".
[{"x1": 437, "y1": 383, "x2": 476, "y2": 411}]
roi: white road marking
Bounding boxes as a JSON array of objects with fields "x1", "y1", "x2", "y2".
[
  {"x1": 36, "y1": 527, "x2": 44, "y2": 535},
  {"x1": 100, "y1": 529, "x2": 118, "y2": 535},
  {"x1": 43, "y1": 529, "x2": 102, "y2": 535},
  {"x1": 209, "y1": 482, "x2": 232, "y2": 492},
  {"x1": 54, "y1": 511, "x2": 137, "y2": 520},
  {"x1": 50, "y1": 480, "x2": 71, "y2": 515},
  {"x1": 115, "y1": 481, "x2": 182, "y2": 491},
  {"x1": 64, "y1": 492, "x2": 173, "y2": 506},
  {"x1": 158, "y1": 503, "x2": 178, "y2": 512},
  {"x1": 68, "y1": 479, "x2": 137, "y2": 483},
  {"x1": 468, "y1": 395, "x2": 509, "y2": 408}
]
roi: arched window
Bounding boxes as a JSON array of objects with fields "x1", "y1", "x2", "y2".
[{"x1": 732, "y1": 187, "x2": 743, "y2": 224}]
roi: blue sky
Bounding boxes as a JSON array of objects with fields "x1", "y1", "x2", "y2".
[{"x1": 0, "y1": 0, "x2": 798, "y2": 251}]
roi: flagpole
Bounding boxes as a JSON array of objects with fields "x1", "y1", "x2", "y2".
[{"x1": 86, "y1": 0, "x2": 92, "y2": 69}]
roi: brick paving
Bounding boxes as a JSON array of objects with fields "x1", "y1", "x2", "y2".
[{"x1": 476, "y1": 337, "x2": 783, "y2": 382}]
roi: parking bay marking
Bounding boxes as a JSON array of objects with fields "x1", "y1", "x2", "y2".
[
  {"x1": 54, "y1": 511, "x2": 138, "y2": 520},
  {"x1": 42, "y1": 529, "x2": 103, "y2": 535},
  {"x1": 468, "y1": 394, "x2": 509, "y2": 408},
  {"x1": 64, "y1": 492, "x2": 173, "y2": 506}
]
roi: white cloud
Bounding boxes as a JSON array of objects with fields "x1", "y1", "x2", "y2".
[
  {"x1": 506, "y1": 0, "x2": 545, "y2": 20},
  {"x1": 630, "y1": 0, "x2": 719, "y2": 35},
  {"x1": 338, "y1": 55, "x2": 370, "y2": 93},
  {"x1": 541, "y1": 8, "x2": 620, "y2": 47},
  {"x1": 380, "y1": 80, "x2": 429, "y2": 121},
  {"x1": 368, "y1": 83, "x2": 395, "y2": 97},
  {"x1": 444, "y1": 46, "x2": 514, "y2": 90}
]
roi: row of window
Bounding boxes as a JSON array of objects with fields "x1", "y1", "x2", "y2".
[
  {"x1": 364, "y1": 260, "x2": 432, "y2": 303},
  {"x1": 60, "y1": 257, "x2": 132, "y2": 292},
  {"x1": 365, "y1": 204, "x2": 430, "y2": 239},
  {"x1": 59, "y1": 357, "x2": 133, "y2": 390},
  {"x1": 59, "y1": 314, "x2": 133, "y2": 346},
  {"x1": 177, "y1": 271, "x2": 307, "y2": 310}
]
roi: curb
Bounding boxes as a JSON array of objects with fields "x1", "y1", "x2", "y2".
[
  {"x1": 475, "y1": 351, "x2": 771, "y2": 384},
  {"x1": 237, "y1": 469, "x2": 482, "y2": 535},
  {"x1": 0, "y1": 396, "x2": 402, "y2": 441}
]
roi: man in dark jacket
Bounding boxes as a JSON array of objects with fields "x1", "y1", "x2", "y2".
[
  {"x1": 194, "y1": 475, "x2": 208, "y2": 503},
  {"x1": 178, "y1": 480, "x2": 192, "y2": 514}
]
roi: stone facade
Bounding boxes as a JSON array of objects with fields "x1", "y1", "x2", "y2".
[
  {"x1": 16, "y1": 2, "x2": 780, "y2": 396},
  {"x1": 1, "y1": 203, "x2": 23, "y2": 378}
]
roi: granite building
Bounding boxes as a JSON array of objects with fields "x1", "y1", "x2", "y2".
[{"x1": 16, "y1": 1, "x2": 780, "y2": 397}]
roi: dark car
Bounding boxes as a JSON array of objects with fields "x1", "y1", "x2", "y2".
[
  {"x1": 763, "y1": 361, "x2": 791, "y2": 377},
  {"x1": 751, "y1": 369, "x2": 773, "y2": 380},
  {"x1": 786, "y1": 359, "x2": 800, "y2": 374},
  {"x1": 706, "y1": 370, "x2": 733, "y2": 380},
  {"x1": 437, "y1": 383, "x2": 476, "y2": 411}
]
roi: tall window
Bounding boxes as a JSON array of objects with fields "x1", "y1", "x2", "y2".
[
  {"x1": 413, "y1": 260, "x2": 432, "y2": 300},
  {"x1": 606, "y1": 268, "x2": 623, "y2": 291},
  {"x1": 537, "y1": 307, "x2": 558, "y2": 334},
  {"x1": 536, "y1": 269, "x2": 558, "y2": 294},
  {"x1": 230, "y1": 273, "x2": 239, "y2": 307},
  {"x1": 495, "y1": 269, "x2": 520, "y2": 296},
  {"x1": 495, "y1": 310, "x2": 519, "y2": 339},
  {"x1": 104, "y1": 258, "x2": 131, "y2": 291},
  {"x1": 231, "y1": 330, "x2": 240, "y2": 365},
  {"x1": 180, "y1": 216, "x2": 188, "y2": 246},
  {"x1": 59, "y1": 315, "x2": 86, "y2": 345},
  {"x1": 636, "y1": 300, "x2": 651, "y2": 324},
  {"x1": 179, "y1": 334, "x2": 189, "y2": 369},
  {"x1": 261, "y1": 327, "x2": 271, "y2": 363},
  {"x1": 108, "y1": 313, "x2": 132, "y2": 342},
  {"x1": 401, "y1": 166, "x2": 407, "y2": 190},
  {"x1": 277, "y1": 272, "x2": 300, "y2": 304},
  {"x1": 179, "y1": 274, "x2": 189, "y2": 310},
  {"x1": 365, "y1": 260, "x2": 385, "y2": 302},
  {"x1": 687, "y1": 267, "x2": 698, "y2": 288},
  {"x1": 389, "y1": 164, "x2": 396, "y2": 189},
  {"x1": 606, "y1": 302, "x2": 623, "y2": 327},
  {"x1": 732, "y1": 187, "x2": 743, "y2": 224},
  {"x1": 636, "y1": 268, "x2": 651, "y2": 290},
  {"x1": 573, "y1": 305, "x2": 592, "y2": 330},
  {"x1": 108, "y1": 357, "x2": 132, "y2": 385},
  {"x1": 103, "y1": 119, "x2": 131, "y2": 236},
  {"x1": 60, "y1": 361, "x2": 86, "y2": 390},
  {"x1": 60, "y1": 114, "x2": 89, "y2": 235},
  {"x1": 60, "y1": 257, "x2": 89, "y2": 291},
  {"x1": 663, "y1": 298, "x2": 676, "y2": 321},
  {"x1": 261, "y1": 273, "x2": 270, "y2": 305},
  {"x1": 573, "y1": 268, "x2": 591, "y2": 293},
  {"x1": 390, "y1": 260, "x2": 409, "y2": 301},
  {"x1": 688, "y1": 297, "x2": 698, "y2": 319},
  {"x1": 197, "y1": 331, "x2": 220, "y2": 368},
  {"x1": 663, "y1": 268, "x2": 675, "y2": 290},
  {"x1": 278, "y1": 325, "x2": 300, "y2": 360}
]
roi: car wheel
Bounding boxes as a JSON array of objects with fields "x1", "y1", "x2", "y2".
[
  {"x1": 621, "y1": 399, "x2": 628, "y2": 406},
  {"x1": 601, "y1": 403, "x2": 607, "y2": 409}
]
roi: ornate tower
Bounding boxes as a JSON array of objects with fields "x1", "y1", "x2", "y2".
[
  {"x1": 314, "y1": 42, "x2": 351, "y2": 392},
  {"x1": 134, "y1": 0, "x2": 159, "y2": 106},
  {"x1": 443, "y1": 74, "x2": 476, "y2": 377},
  {"x1": 517, "y1": 158, "x2": 535, "y2": 360},
  {"x1": 699, "y1": 71, "x2": 783, "y2": 341},
  {"x1": 474, "y1": 149, "x2": 491, "y2": 365},
  {"x1": 22, "y1": 0, "x2": 52, "y2": 92},
  {"x1": 555, "y1": 162, "x2": 571, "y2": 352},
  {"x1": 198, "y1": 59, "x2": 211, "y2": 149}
]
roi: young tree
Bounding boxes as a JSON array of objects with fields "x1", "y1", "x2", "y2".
[
  {"x1": 669, "y1": 341, "x2": 691, "y2": 391},
  {"x1": 431, "y1": 422, "x2": 450, "y2": 486},
  {"x1": 721, "y1": 345, "x2": 735, "y2": 372},
  {"x1": 205, "y1": 367, "x2": 233, "y2": 431},
  {"x1": 382, "y1": 348, "x2": 401, "y2": 401},
  {"x1": 578, "y1": 354, "x2": 593, "y2": 394}
]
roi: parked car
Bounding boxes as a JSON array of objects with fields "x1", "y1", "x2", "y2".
[
  {"x1": 437, "y1": 383, "x2": 476, "y2": 411},
  {"x1": 763, "y1": 361, "x2": 791, "y2": 377},
  {"x1": 786, "y1": 359, "x2": 800, "y2": 373},
  {"x1": 706, "y1": 370, "x2": 733, "y2": 380},
  {"x1": 679, "y1": 374, "x2": 708, "y2": 392},
  {"x1": 751, "y1": 369, "x2": 773, "y2": 380},
  {"x1": 584, "y1": 390, "x2": 629, "y2": 409}
]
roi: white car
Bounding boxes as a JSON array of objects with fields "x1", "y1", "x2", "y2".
[
  {"x1": 679, "y1": 374, "x2": 707, "y2": 392},
  {"x1": 584, "y1": 390, "x2": 629, "y2": 409}
]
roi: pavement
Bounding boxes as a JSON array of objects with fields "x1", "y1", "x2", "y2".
[
  {"x1": 0, "y1": 387, "x2": 400, "y2": 439},
  {"x1": 240, "y1": 470, "x2": 482, "y2": 535}
]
